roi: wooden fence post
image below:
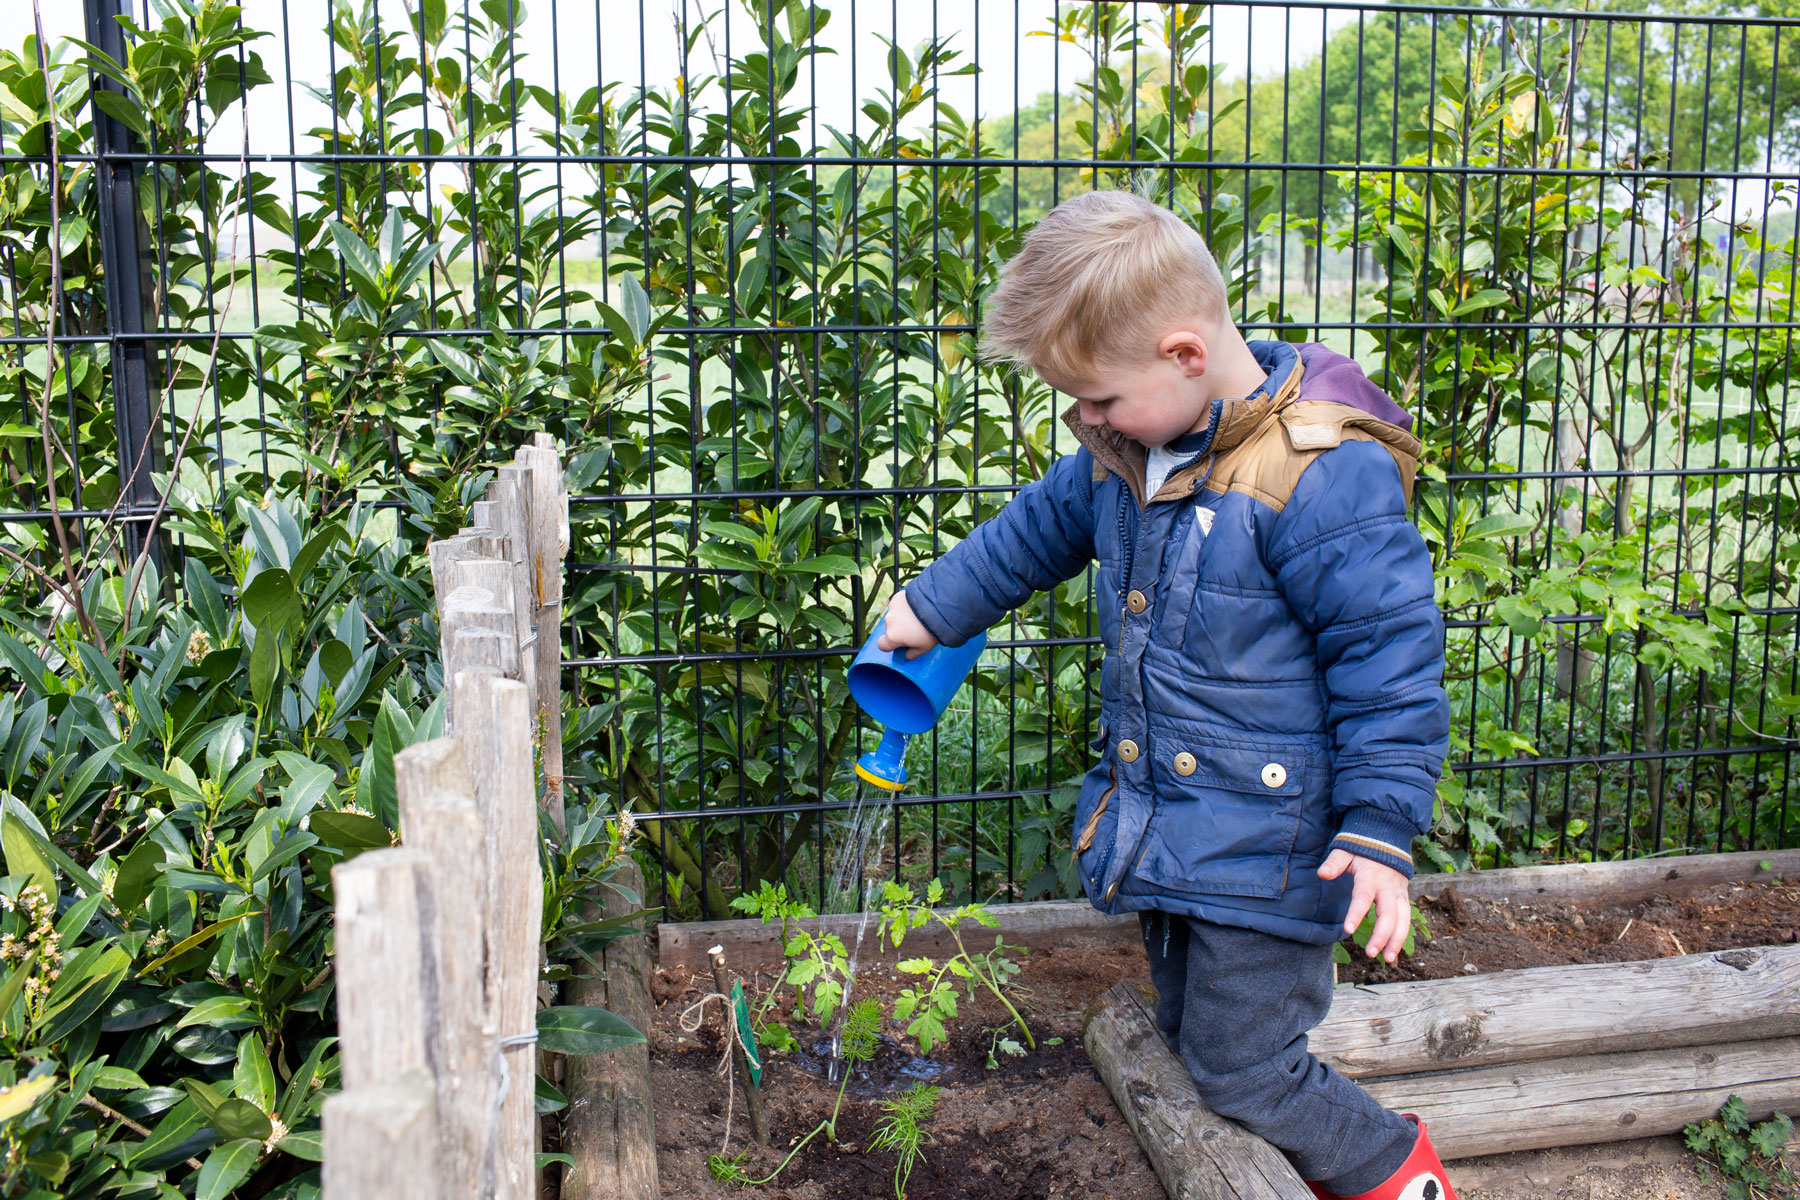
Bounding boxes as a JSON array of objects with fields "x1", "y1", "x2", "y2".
[
  {"x1": 323, "y1": 1079, "x2": 442, "y2": 1200},
  {"x1": 456, "y1": 666, "x2": 541, "y2": 1199},
  {"x1": 396, "y1": 737, "x2": 495, "y2": 1200},
  {"x1": 519, "y1": 440, "x2": 568, "y2": 833},
  {"x1": 333, "y1": 849, "x2": 441, "y2": 1092},
  {"x1": 328, "y1": 436, "x2": 614, "y2": 1200}
]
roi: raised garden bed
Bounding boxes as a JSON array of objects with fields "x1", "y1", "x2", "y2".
[{"x1": 649, "y1": 849, "x2": 1800, "y2": 1199}]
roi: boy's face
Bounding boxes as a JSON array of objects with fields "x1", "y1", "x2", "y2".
[{"x1": 1038, "y1": 327, "x2": 1214, "y2": 447}]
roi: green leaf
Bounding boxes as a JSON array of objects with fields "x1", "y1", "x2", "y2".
[
  {"x1": 89, "y1": 88, "x2": 149, "y2": 138},
  {"x1": 1491, "y1": 594, "x2": 1544, "y2": 638},
  {"x1": 307, "y1": 811, "x2": 392, "y2": 851},
  {"x1": 275, "y1": 1127, "x2": 323, "y2": 1161},
  {"x1": 195, "y1": 1138, "x2": 261, "y2": 1200},
  {"x1": 619, "y1": 272, "x2": 650, "y2": 343},
  {"x1": 291, "y1": 525, "x2": 345, "y2": 583},
  {"x1": 535, "y1": 1076, "x2": 568, "y2": 1114},
  {"x1": 129, "y1": 1097, "x2": 205, "y2": 1166},
  {"x1": 2, "y1": 807, "x2": 57, "y2": 907},
  {"x1": 241, "y1": 569, "x2": 300, "y2": 636},
  {"x1": 113, "y1": 838, "x2": 165, "y2": 914},
  {"x1": 249, "y1": 628, "x2": 280, "y2": 715},
  {"x1": 428, "y1": 337, "x2": 481, "y2": 385},
  {"x1": 209, "y1": 1099, "x2": 272, "y2": 1143},
  {"x1": 327, "y1": 219, "x2": 383, "y2": 291},
  {"x1": 176, "y1": 996, "x2": 257, "y2": 1032},
  {"x1": 0, "y1": 950, "x2": 38, "y2": 1024},
  {"x1": 535, "y1": 1005, "x2": 646, "y2": 1055}
]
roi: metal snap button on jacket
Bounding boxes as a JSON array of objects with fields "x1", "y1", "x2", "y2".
[
  {"x1": 1261, "y1": 762, "x2": 1287, "y2": 788},
  {"x1": 1126, "y1": 589, "x2": 1148, "y2": 614},
  {"x1": 1118, "y1": 739, "x2": 1140, "y2": 763},
  {"x1": 1173, "y1": 752, "x2": 1197, "y2": 776}
]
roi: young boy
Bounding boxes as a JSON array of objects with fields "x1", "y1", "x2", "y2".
[{"x1": 876, "y1": 189, "x2": 1458, "y2": 1200}]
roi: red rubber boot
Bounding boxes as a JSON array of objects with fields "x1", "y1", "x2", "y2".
[{"x1": 1305, "y1": 1115, "x2": 1459, "y2": 1200}]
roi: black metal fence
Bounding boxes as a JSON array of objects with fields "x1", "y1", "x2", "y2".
[{"x1": 7, "y1": 0, "x2": 1799, "y2": 919}]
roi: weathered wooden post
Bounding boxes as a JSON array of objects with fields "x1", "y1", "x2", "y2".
[
  {"x1": 454, "y1": 663, "x2": 541, "y2": 1199},
  {"x1": 322, "y1": 1079, "x2": 442, "y2": 1200},
  {"x1": 396, "y1": 737, "x2": 495, "y2": 1200},
  {"x1": 333, "y1": 849, "x2": 441, "y2": 1090},
  {"x1": 519, "y1": 437, "x2": 569, "y2": 832}
]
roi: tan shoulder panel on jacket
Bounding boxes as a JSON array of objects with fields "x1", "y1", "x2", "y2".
[{"x1": 1203, "y1": 400, "x2": 1422, "y2": 512}]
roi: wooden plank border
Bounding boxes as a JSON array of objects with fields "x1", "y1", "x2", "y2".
[{"x1": 656, "y1": 848, "x2": 1800, "y2": 971}]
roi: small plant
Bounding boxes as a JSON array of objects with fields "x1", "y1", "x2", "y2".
[
  {"x1": 982, "y1": 1024, "x2": 1028, "y2": 1070},
  {"x1": 826, "y1": 998, "x2": 885, "y2": 1141},
  {"x1": 707, "y1": 1150, "x2": 756, "y2": 1186},
  {"x1": 878, "y1": 880, "x2": 1034, "y2": 1054},
  {"x1": 730, "y1": 881, "x2": 846, "y2": 1047},
  {"x1": 870, "y1": 1082, "x2": 940, "y2": 1200},
  {"x1": 1684, "y1": 1095, "x2": 1797, "y2": 1199}
]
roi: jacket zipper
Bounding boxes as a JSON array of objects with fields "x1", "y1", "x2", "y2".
[{"x1": 1117, "y1": 485, "x2": 1135, "y2": 600}]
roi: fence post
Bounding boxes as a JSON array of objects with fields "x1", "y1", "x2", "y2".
[
  {"x1": 455, "y1": 666, "x2": 541, "y2": 1198},
  {"x1": 396, "y1": 737, "x2": 494, "y2": 1200},
  {"x1": 520, "y1": 439, "x2": 569, "y2": 832},
  {"x1": 322, "y1": 1079, "x2": 442, "y2": 1200},
  {"x1": 82, "y1": 0, "x2": 163, "y2": 567},
  {"x1": 332, "y1": 849, "x2": 441, "y2": 1092}
]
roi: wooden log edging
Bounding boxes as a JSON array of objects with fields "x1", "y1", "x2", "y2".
[
  {"x1": 658, "y1": 848, "x2": 1800, "y2": 972},
  {"x1": 1363, "y1": 1037, "x2": 1800, "y2": 1160},
  {"x1": 1313, "y1": 943, "x2": 1800, "y2": 1078},
  {"x1": 1084, "y1": 984, "x2": 1314, "y2": 1200}
]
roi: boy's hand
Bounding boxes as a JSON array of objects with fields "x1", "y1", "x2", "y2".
[
  {"x1": 877, "y1": 591, "x2": 939, "y2": 660},
  {"x1": 1317, "y1": 850, "x2": 1411, "y2": 964}
]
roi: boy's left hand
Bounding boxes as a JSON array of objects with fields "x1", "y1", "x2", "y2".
[{"x1": 1317, "y1": 850, "x2": 1411, "y2": 964}]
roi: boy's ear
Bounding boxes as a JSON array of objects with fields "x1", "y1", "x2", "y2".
[{"x1": 1158, "y1": 329, "x2": 1209, "y2": 376}]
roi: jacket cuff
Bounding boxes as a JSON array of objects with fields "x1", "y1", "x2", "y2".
[{"x1": 1330, "y1": 807, "x2": 1419, "y2": 879}]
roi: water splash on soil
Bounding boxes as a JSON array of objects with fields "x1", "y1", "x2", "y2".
[{"x1": 792, "y1": 1033, "x2": 948, "y2": 1098}]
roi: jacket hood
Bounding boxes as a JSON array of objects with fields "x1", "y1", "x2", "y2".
[{"x1": 1059, "y1": 341, "x2": 1412, "y2": 504}]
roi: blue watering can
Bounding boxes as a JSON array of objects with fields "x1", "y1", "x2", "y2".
[{"x1": 847, "y1": 617, "x2": 988, "y2": 791}]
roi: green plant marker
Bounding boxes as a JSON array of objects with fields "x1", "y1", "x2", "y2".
[{"x1": 731, "y1": 980, "x2": 762, "y2": 1086}]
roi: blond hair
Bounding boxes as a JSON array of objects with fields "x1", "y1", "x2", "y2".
[{"x1": 978, "y1": 188, "x2": 1229, "y2": 379}]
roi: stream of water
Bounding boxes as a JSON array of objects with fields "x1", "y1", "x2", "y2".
[{"x1": 818, "y1": 778, "x2": 897, "y2": 1076}]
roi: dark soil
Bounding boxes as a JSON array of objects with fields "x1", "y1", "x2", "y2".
[
  {"x1": 648, "y1": 877, "x2": 1799, "y2": 1198},
  {"x1": 648, "y1": 930, "x2": 1166, "y2": 1200},
  {"x1": 1338, "y1": 876, "x2": 1800, "y2": 985}
]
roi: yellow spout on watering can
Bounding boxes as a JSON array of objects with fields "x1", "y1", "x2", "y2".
[{"x1": 846, "y1": 617, "x2": 988, "y2": 791}]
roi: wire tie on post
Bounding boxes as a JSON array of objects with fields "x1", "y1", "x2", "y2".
[{"x1": 493, "y1": 1030, "x2": 540, "y2": 1110}]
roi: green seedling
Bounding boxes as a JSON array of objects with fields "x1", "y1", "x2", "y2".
[
  {"x1": 878, "y1": 880, "x2": 1034, "y2": 1054},
  {"x1": 826, "y1": 998, "x2": 884, "y2": 1141},
  {"x1": 706, "y1": 1122, "x2": 831, "y2": 1191},
  {"x1": 730, "y1": 881, "x2": 846, "y2": 1046},
  {"x1": 982, "y1": 1024, "x2": 1028, "y2": 1070},
  {"x1": 870, "y1": 1082, "x2": 940, "y2": 1200},
  {"x1": 1683, "y1": 1095, "x2": 1797, "y2": 1200}
]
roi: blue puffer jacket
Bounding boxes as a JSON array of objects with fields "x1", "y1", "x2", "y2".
[{"x1": 906, "y1": 341, "x2": 1449, "y2": 944}]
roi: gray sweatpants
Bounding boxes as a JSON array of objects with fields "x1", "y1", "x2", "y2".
[{"x1": 1139, "y1": 911, "x2": 1416, "y2": 1193}]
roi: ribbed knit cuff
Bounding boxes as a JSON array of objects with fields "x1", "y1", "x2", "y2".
[{"x1": 1330, "y1": 807, "x2": 1418, "y2": 879}]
